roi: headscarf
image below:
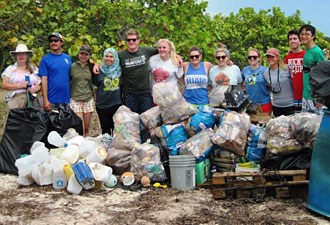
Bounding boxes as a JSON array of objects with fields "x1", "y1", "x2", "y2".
[{"x1": 100, "y1": 48, "x2": 121, "y2": 79}]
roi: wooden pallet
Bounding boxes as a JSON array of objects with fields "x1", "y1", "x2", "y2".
[{"x1": 211, "y1": 169, "x2": 308, "y2": 199}]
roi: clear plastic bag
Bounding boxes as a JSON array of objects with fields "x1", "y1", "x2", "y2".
[
  {"x1": 211, "y1": 111, "x2": 251, "y2": 156},
  {"x1": 152, "y1": 82, "x2": 198, "y2": 124},
  {"x1": 130, "y1": 143, "x2": 166, "y2": 182},
  {"x1": 140, "y1": 106, "x2": 163, "y2": 130},
  {"x1": 112, "y1": 106, "x2": 141, "y2": 150}
]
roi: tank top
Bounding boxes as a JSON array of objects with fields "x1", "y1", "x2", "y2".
[{"x1": 183, "y1": 62, "x2": 209, "y2": 105}]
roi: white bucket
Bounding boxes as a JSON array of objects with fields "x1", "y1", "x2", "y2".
[
  {"x1": 169, "y1": 155, "x2": 196, "y2": 191},
  {"x1": 89, "y1": 162, "x2": 112, "y2": 183},
  {"x1": 86, "y1": 147, "x2": 108, "y2": 164}
]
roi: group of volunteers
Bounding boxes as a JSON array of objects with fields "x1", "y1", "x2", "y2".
[{"x1": 1, "y1": 24, "x2": 327, "y2": 137}]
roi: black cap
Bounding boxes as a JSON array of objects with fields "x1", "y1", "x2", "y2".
[{"x1": 79, "y1": 45, "x2": 92, "y2": 55}]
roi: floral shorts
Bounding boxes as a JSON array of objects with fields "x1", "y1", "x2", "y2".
[{"x1": 70, "y1": 98, "x2": 95, "y2": 113}]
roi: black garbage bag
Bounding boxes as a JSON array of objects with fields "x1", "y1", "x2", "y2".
[
  {"x1": 310, "y1": 61, "x2": 330, "y2": 108},
  {"x1": 260, "y1": 148, "x2": 312, "y2": 170},
  {"x1": 48, "y1": 104, "x2": 83, "y2": 136},
  {"x1": 0, "y1": 107, "x2": 49, "y2": 174}
]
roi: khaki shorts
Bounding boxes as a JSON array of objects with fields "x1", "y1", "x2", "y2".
[{"x1": 70, "y1": 98, "x2": 95, "y2": 113}]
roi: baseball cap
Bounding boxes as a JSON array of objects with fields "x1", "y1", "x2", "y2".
[
  {"x1": 79, "y1": 45, "x2": 92, "y2": 55},
  {"x1": 266, "y1": 48, "x2": 280, "y2": 57},
  {"x1": 48, "y1": 32, "x2": 63, "y2": 41}
]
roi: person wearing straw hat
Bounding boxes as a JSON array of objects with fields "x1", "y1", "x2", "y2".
[
  {"x1": 38, "y1": 32, "x2": 72, "y2": 111},
  {"x1": 1, "y1": 43, "x2": 41, "y2": 109}
]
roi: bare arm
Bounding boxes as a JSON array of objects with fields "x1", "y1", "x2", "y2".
[
  {"x1": 41, "y1": 76, "x2": 51, "y2": 111},
  {"x1": 1, "y1": 77, "x2": 28, "y2": 90}
]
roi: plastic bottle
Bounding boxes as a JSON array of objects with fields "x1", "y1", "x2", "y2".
[
  {"x1": 47, "y1": 131, "x2": 66, "y2": 147},
  {"x1": 53, "y1": 168, "x2": 68, "y2": 190}
]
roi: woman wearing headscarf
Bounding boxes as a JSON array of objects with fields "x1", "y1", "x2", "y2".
[
  {"x1": 1, "y1": 43, "x2": 41, "y2": 109},
  {"x1": 94, "y1": 48, "x2": 122, "y2": 135}
]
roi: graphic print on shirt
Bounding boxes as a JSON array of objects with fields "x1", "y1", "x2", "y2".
[
  {"x1": 247, "y1": 73, "x2": 259, "y2": 85},
  {"x1": 152, "y1": 68, "x2": 170, "y2": 82},
  {"x1": 103, "y1": 76, "x2": 120, "y2": 91},
  {"x1": 124, "y1": 55, "x2": 147, "y2": 68},
  {"x1": 184, "y1": 74, "x2": 208, "y2": 89},
  {"x1": 287, "y1": 58, "x2": 303, "y2": 78}
]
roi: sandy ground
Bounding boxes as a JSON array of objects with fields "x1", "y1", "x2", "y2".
[{"x1": 0, "y1": 173, "x2": 329, "y2": 225}]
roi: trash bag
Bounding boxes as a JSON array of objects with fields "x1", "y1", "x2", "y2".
[
  {"x1": 266, "y1": 115, "x2": 302, "y2": 155},
  {"x1": 105, "y1": 148, "x2": 131, "y2": 175},
  {"x1": 48, "y1": 104, "x2": 83, "y2": 136},
  {"x1": 140, "y1": 106, "x2": 163, "y2": 130},
  {"x1": 185, "y1": 111, "x2": 216, "y2": 136},
  {"x1": 246, "y1": 124, "x2": 267, "y2": 163},
  {"x1": 260, "y1": 148, "x2": 312, "y2": 170},
  {"x1": 179, "y1": 128, "x2": 215, "y2": 162},
  {"x1": 153, "y1": 82, "x2": 198, "y2": 124},
  {"x1": 130, "y1": 143, "x2": 167, "y2": 182},
  {"x1": 211, "y1": 111, "x2": 251, "y2": 156},
  {"x1": 112, "y1": 105, "x2": 141, "y2": 150},
  {"x1": 0, "y1": 107, "x2": 49, "y2": 174},
  {"x1": 310, "y1": 61, "x2": 330, "y2": 106}
]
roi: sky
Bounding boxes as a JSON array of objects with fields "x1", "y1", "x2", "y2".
[{"x1": 205, "y1": 0, "x2": 330, "y2": 37}]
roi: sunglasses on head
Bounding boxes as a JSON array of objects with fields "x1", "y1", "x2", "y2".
[
  {"x1": 216, "y1": 55, "x2": 226, "y2": 60},
  {"x1": 49, "y1": 39, "x2": 61, "y2": 43},
  {"x1": 126, "y1": 38, "x2": 137, "y2": 42},
  {"x1": 248, "y1": 55, "x2": 258, "y2": 60},
  {"x1": 189, "y1": 55, "x2": 200, "y2": 59}
]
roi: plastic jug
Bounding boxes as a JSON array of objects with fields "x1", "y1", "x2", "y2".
[
  {"x1": 86, "y1": 146, "x2": 108, "y2": 163},
  {"x1": 30, "y1": 141, "x2": 49, "y2": 164},
  {"x1": 18, "y1": 174, "x2": 34, "y2": 186},
  {"x1": 79, "y1": 137, "x2": 100, "y2": 158},
  {"x1": 15, "y1": 155, "x2": 34, "y2": 176},
  {"x1": 66, "y1": 135, "x2": 85, "y2": 147},
  {"x1": 47, "y1": 131, "x2": 66, "y2": 147},
  {"x1": 53, "y1": 168, "x2": 68, "y2": 190},
  {"x1": 61, "y1": 144, "x2": 80, "y2": 164},
  {"x1": 49, "y1": 147, "x2": 65, "y2": 159},
  {"x1": 67, "y1": 174, "x2": 83, "y2": 195},
  {"x1": 38, "y1": 163, "x2": 54, "y2": 185},
  {"x1": 195, "y1": 159, "x2": 211, "y2": 185},
  {"x1": 89, "y1": 162, "x2": 112, "y2": 183}
]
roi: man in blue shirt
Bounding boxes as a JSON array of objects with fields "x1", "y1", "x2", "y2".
[{"x1": 38, "y1": 32, "x2": 72, "y2": 111}]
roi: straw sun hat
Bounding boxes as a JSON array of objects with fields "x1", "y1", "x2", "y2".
[{"x1": 10, "y1": 44, "x2": 34, "y2": 57}]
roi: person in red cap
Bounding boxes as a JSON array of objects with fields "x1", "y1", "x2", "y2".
[
  {"x1": 263, "y1": 47, "x2": 294, "y2": 117},
  {"x1": 38, "y1": 32, "x2": 72, "y2": 111}
]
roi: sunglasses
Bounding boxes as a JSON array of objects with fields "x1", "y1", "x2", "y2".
[
  {"x1": 266, "y1": 55, "x2": 276, "y2": 59},
  {"x1": 216, "y1": 55, "x2": 226, "y2": 60},
  {"x1": 189, "y1": 55, "x2": 200, "y2": 59},
  {"x1": 248, "y1": 55, "x2": 258, "y2": 60},
  {"x1": 126, "y1": 38, "x2": 137, "y2": 42},
  {"x1": 49, "y1": 39, "x2": 61, "y2": 43}
]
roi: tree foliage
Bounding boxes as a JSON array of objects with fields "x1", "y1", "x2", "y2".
[{"x1": 1, "y1": 0, "x2": 329, "y2": 73}]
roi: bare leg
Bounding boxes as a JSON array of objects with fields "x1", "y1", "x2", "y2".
[{"x1": 83, "y1": 112, "x2": 93, "y2": 137}]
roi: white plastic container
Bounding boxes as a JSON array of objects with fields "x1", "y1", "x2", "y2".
[
  {"x1": 66, "y1": 135, "x2": 85, "y2": 147},
  {"x1": 47, "y1": 131, "x2": 66, "y2": 147},
  {"x1": 15, "y1": 155, "x2": 34, "y2": 176},
  {"x1": 49, "y1": 147, "x2": 65, "y2": 159},
  {"x1": 53, "y1": 169, "x2": 68, "y2": 190},
  {"x1": 79, "y1": 137, "x2": 100, "y2": 158},
  {"x1": 67, "y1": 174, "x2": 83, "y2": 195},
  {"x1": 86, "y1": 146, "x2": 108, "y2": 164},
  {"x1": 38, "y1": 163, "x2": 53, "y2": 185},
  {"x1": 30, "y1": 141, "x2": 49, "y2": 164},
  {"x1": 89, "y1": 162, "x2": 112, "y2": 183},
  {"x1": 61, "y1": 144, "x2": 80, "y2": 164},
  {"x1": 18, "y1": 174, "x2": 34, "y2": 186}
]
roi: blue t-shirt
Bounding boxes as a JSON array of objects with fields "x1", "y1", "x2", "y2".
[
  {"x1": 38, "y1": 52, "x2": 72, "y2": 104},
  {"x1": 183, "y1": 62, "x2": 209, "y2": 105},
  {"x1": 242, "y1": 65, "x2": 270, "y2": 105}
]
